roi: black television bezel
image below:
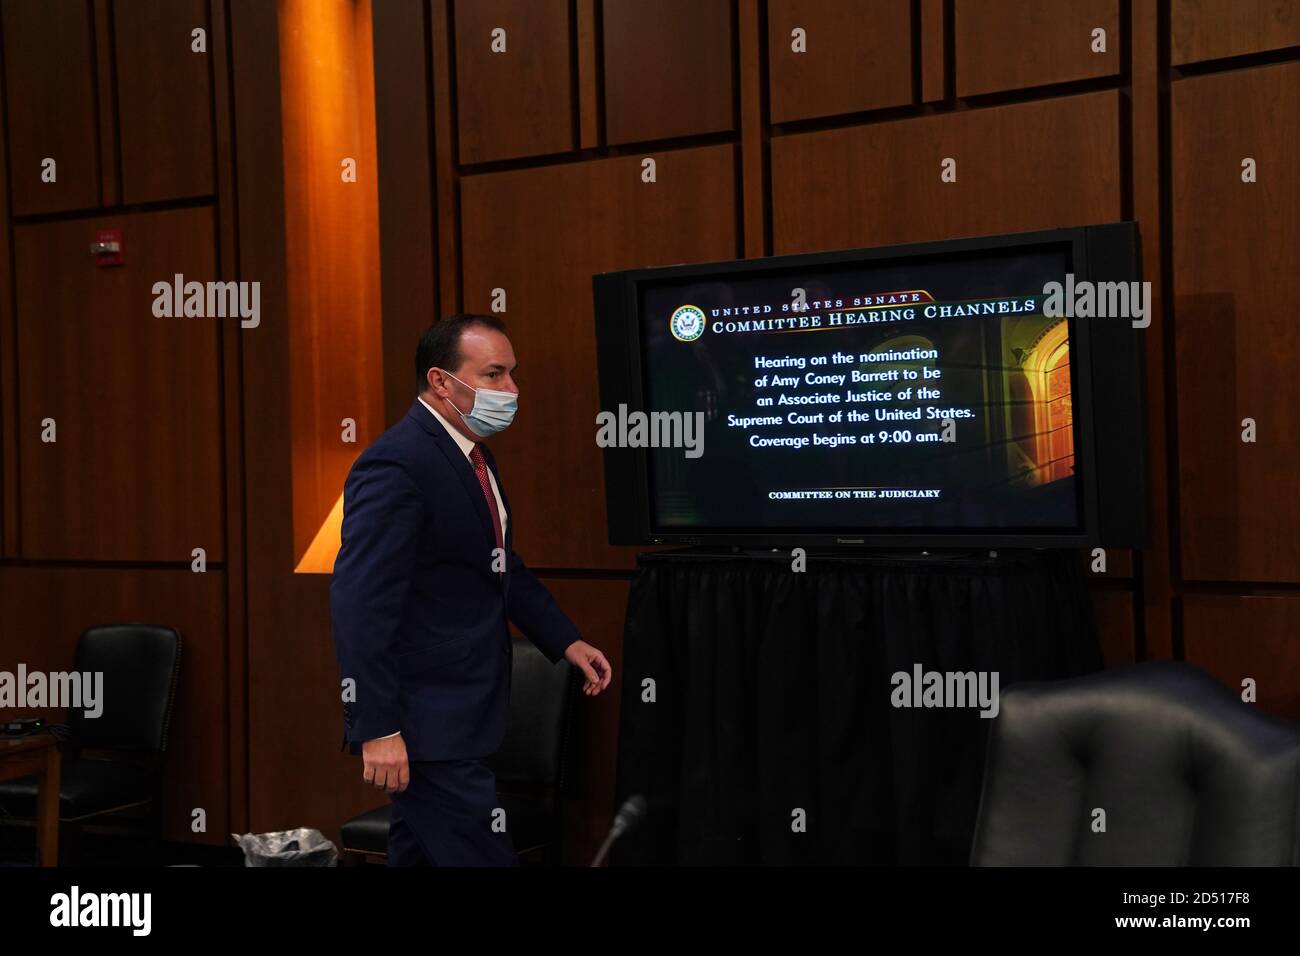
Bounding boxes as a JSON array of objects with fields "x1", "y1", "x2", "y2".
[{"x1": 592, "y1": 223, "x2": 1145, "y2": 550}]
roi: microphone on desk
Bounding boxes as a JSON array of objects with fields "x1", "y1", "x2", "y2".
[{"x1": 590, "y1": 793, "x2": 648, "y2": 867}]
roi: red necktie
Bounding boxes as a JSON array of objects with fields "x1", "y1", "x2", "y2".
[{"x1": 469, "y1": 444, "x2": 504, "y2": 564}]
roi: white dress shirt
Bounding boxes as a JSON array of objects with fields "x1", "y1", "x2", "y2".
[{"x1": 373, "y1": 395, "x2": 508, "y2": 742}]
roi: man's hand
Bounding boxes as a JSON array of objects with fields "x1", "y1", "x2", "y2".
[
  {"x1": 564, "y1": 640, "x2": 613, "y2": 696},
  {"x1": 361, "y1": 733, "x2": 409, "y2": 792}
]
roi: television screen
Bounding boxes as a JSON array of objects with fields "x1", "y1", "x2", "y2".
[
  {"x1": 640, "y1": 243, "x2": 1078, "y2": 535},
  {"x1": 594, "y1": 224, "x2": 1145, "y2": 548}
]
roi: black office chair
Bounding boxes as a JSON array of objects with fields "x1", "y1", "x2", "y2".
[
  {"x1": 340, "y1": 639, "x2": 578, "y2": 865},
  {"x1": 971, "y1": 660, "x2": 1300, "y2": 866},
  {"x1": 0, "y1": 624, "x2": 181, "y2": 865}
]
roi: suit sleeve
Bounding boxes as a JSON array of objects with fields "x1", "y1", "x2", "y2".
[
  {"x1": 507, "y1": 549, "x2": 582, "y2": 664},
  {"x1": 330, "y1": 454, "x2": 424, "y2": 744}
]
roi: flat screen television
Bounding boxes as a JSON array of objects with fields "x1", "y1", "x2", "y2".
[{"x1": 592, "y1": 223, "x2": 1146, "y2": 549}]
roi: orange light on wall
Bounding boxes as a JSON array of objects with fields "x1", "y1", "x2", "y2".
[
  {"x1": 295, "y1": 492, "x2": 345, "y2": 574},
  {"x1": 279, "y1": 0, "x2": 383, "y2": 573}
]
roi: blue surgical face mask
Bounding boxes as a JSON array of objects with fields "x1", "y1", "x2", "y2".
[{"x1": 440, "y1": 369, "x2": 517, "y2": 437}]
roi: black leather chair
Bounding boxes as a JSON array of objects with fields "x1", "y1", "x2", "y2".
[
  {"x1": 971, "y1": 660, "x2": 1300, "y2": 866},
  {"x1": 0, "y1": 624, "x2": 181, "y2": 865},
  {"x1": 340, "y1": 638, "x2": 578, "y2": 865}
]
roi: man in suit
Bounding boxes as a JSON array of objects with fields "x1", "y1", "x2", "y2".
[{"x1": 331, "y1": 313, "x2": 613, "y2": 866}]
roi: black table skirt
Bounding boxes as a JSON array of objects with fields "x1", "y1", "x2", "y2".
[{"x1": 612, "y1": 548, "x2": 1103, "y2": 865}]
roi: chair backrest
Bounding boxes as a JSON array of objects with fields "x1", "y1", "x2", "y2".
[
  {"x1": 971, "y1": 661, "x2": 1300, "y2": 866},
  {"x1": 489, "y1": 640, "x2": 577, "y2": 796},
  {"x1": 68, "y1": 624, "x2": 182, "y2": 753}
]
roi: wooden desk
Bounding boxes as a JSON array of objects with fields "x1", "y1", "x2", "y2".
[{"x1": 0, "y1": 733, "x2": 61, "y2": 866}]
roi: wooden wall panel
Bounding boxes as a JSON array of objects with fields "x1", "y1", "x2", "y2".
[
  {"x1": 460, "y1": 145, "x2": 738, "y2": 569},
  {"x1": 602, "y1": 0, "x2": 735, "y2": 144},
  {"x1": 1, "y1": 0, "x2": 99, "y2": 215},
  {"x1": 279, "y1": 0, "x2": 384, "y2": 566},
  {"x1": 575, "y1": 0, "x2": 600, "y2": 148},
  {"x1": 954, "y1": 0, "x2": 1120, "y2": 97},
  {"x1": 453, "y1": 0, "x2": 573, "y2": 164},
  {"x1": 767, "y1": 0, "x2": 912, "y2": 123},
  {"x1": 372, "y1": 0, "x2": 438, "y2": 424},
  {"x1": 0, "y1": 567, "x2": 229, "y2": 844},
  {"x1": 229, "y1": 0, "x2": 370, "y2": 845},
  {"x1": 0, "y1": 42, "x2": 13, "y2": 556},
  {"x1": 1184, "y1": 595, "x2": 1300, "y2": 721},
  {"x1": 1132, "y1": 0, "x2": 1174, "y2": 661},
  {"x1": 14, "y1": 207, "x2": 224, "y2": 562},
  {"x1": 739, "y1": 0, "x2": 766, "y2": 255},
  {"x1": 247, "y1": 575, "x2": 359, "y2": 841},
  {"x1": 920, "y1": 0, "x2": 945, "y2": 102},
  {"x1": 114, "y1": 0, "x2": 215, "y2": 204},
  {"x1": 771, "y1": 91, "x2": 1122, "y2": 253},
  {"x1": 93, "y1": 0, "x2": 119, "y2": 206},
  {"x1": 1090, "y1": 588, "x2": 1136, "y2": 668},
  {"x1": 431, "y1": 0, "x2": 461, "y2": 310},
  {"x1": 228, "y1": 0, "x2": 315, "y2": 842},
  {"x1": 209, "y1": 0, "x2": 246, "y2": 837},
  {"x1": 1172, "y1": 0, "x2": 1300, "y2": 65},
  {"x1": 1172, "y1": 61, "x2": 1300, "y2": 583}
]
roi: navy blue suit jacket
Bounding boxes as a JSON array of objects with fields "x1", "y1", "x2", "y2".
[{"x1": 330, "y1": 399, "x2": 581, "y2": 761}]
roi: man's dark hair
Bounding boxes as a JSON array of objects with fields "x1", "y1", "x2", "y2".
[{"x1": 415, "y1": 313, "x2": 507, "y2": 391}]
